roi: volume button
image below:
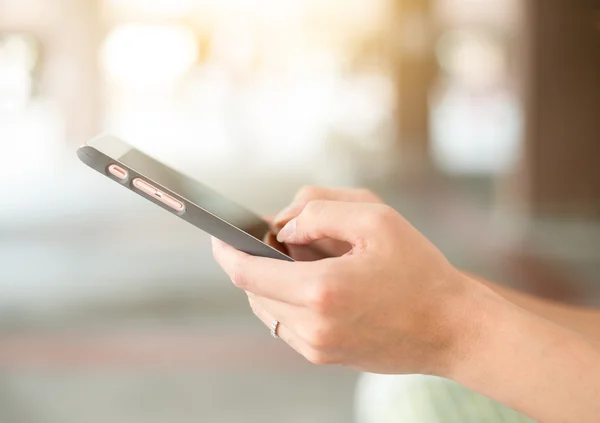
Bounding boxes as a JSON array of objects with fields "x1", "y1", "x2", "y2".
[
  {"x1": 132, "y1": 178, "x2": 185, "y2": 212},
  {"x1": 133, "y1": 178, "x2": 158, "y2": 195}
]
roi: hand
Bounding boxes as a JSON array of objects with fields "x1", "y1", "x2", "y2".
[
  {"x1": 271, "y1": 186, "x2": 384, "y2": 260},
  {"x1": 212, "y1": 200, "x2": 488, "y2": 376}
]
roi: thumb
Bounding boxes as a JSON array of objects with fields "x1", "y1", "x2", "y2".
[{"x1": 276, "y1": 200, "x2": 386, "y2": 248}]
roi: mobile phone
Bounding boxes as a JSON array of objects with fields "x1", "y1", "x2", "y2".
[{"x1": 77, "y1": 135, "x2": 296, "y2": 261}]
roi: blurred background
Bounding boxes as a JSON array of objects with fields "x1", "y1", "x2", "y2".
[{"x1": 0, "y1": 0, "x2": 599, "y2": 421}]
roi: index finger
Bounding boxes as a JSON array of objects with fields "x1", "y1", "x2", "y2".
[
  {"x1": 211, "y1": 237, "x2": 317, "y2": 305},
  {"x1": 273, "y1": 187, "x2": 381, "y2": 227}
]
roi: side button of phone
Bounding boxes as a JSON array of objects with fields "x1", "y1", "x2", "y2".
[
  {"x1": 160, "y1": 195, "x2": 186, "y2": 212},
  {"x1": 108, "y1": 164, "x2": 128, "y2": 180},
  {"x1": 133, "y1": 178, "x2": 185, "y2": 212},
  {"x1": 133, "y1": 178, "x2": 157, "y2": 195}
]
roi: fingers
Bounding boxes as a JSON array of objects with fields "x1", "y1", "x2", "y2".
[
  {"x1": 273, "y1": 203, "x2": 306, "y2": 228},
  {"x1": 248, "y1": 295, "x2": 341, "y2": 367},
  {"x1": 270, "y1": 187, "x2": 382, "y2": 260},
  {"x1": 247, "y1": 292, "x2": 305, "y2": 335},
  {"x1": 211, "y1": 237, "x2": 316, "y2": 304},
  {"x1": 276, "y1": 201, "x2": 395, "y2": 249},
  {"x1": 248, "y1": 297, "x2": 293, "y2": 343},
  {"x1": 274, "y1": 186, "x2": 382, "y2": 227},
  {"x1": 262, "y1": 231, "x2": 290, "y2": 256},
  {"x1": 247, "y1": 297, "x2": 316, "y2": 359}
]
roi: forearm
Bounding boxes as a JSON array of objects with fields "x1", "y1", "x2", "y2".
[
  {"x1": 463, "y1": 271, "x2": 600, "y2": 343},
  {"x1": 449, "y1": 288, "x2": 600, "y2": 423}
]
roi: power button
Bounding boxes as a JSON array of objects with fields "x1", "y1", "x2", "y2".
[{"x1": 108, "y1": 164, "x2": 128, "y2": 180}]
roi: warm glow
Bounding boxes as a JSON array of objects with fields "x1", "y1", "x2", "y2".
[{"x1": 100, "y1": 24, "x2": 198, "y2": 85}]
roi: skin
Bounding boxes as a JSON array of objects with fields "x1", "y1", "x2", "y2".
[{"x1": 212, "y1": 186, "x2": 600, "y2": 423}]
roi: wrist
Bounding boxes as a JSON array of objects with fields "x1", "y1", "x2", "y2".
[
  {"x1": 437, "y1": 273, "x2": 510, "y2": 380},
  {"x1": 440, "y1": 275, "x2": 600, "y2": 422}
]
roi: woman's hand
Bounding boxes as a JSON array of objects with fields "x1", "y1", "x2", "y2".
[
  {"x1": 213, "y1": 200, "x2": 488, "y2": 376},
  {"x1": 270, "y1": 186, "x2": 384, "y2": 260},
  {"x1": 213, "y1": 190, "x2": 600, "y2": 422},
  {"x1": 213, "y1": 187, "x2": 600, "y2": 423}
]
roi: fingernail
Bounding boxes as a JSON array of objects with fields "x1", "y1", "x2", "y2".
[
  {"x1": 273, "y1": 205, "x2": 299, "y2": 226},
  {"x1": 277, "y1": 218, "x2": 297, "y2": 243}
]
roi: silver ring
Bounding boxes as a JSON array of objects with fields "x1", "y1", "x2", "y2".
[{"x1": 270, "y1": 320, "x2": 280, "y2": 339}]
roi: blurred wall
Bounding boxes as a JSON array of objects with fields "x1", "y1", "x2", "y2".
[
  {"x1": 393, "y1": 0, "x2": 437, "y2": 171},
  {"x1": 520, "y1": 0, "x2": 600, "y2": 218},
  {"x1": 0, "y1": 0, "x2": 102, "y2": 144}
]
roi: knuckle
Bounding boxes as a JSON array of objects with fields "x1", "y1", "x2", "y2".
[
  {"x1": 356, "y1": 188, "x2": 382, "y2": 202},
  {"x1": 303, "y1": 199, "x2": 326, "y2": 218},
  {"x1": 307, "y1": 283, "x2": 335, "y2": 314},
  {"x1": 305, "y1": 349, "x2": 335, "y2": 366},
  {"x1": 307, "y1": 264, "x2": 343, "y2": 312},
  {"x1": 370, "y1": 204, "x2": 398, "y2": 229},
  {"x1": 230, "y1": 270, "x2": 246, "y2": 290},
  {"x1": 296, "y1": 186, "x2": 324, "y2": 202},
  {"x1": 306, "y1": 323, "x2": 337, "y2": 351},
  {"x1": 299, "y1": 200, "x2": 328, "y2": 227}
]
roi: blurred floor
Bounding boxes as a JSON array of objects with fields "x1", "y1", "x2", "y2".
[{"x1": 0, "y1": 339, "x2": 357, "y2": 423}]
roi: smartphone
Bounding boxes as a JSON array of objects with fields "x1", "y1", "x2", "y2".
[{"x1": 77, "y1": 135, "x2": 296, "y2": 261}]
